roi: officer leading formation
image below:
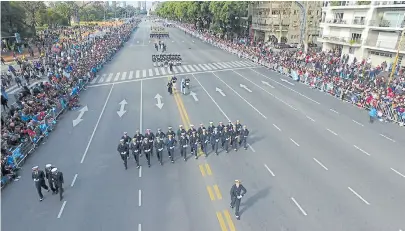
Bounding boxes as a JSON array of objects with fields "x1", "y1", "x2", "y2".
[
  {"x1": 32, "y1": 165, "x2": 64, "y2": 201},
  {"x1": 117, "y1": 120, "x2": 250, "y2": 169}
]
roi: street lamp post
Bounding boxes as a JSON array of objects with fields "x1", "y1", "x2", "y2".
[{"x1": 388, "y1": 29, "x2": 405, "y2": 88}]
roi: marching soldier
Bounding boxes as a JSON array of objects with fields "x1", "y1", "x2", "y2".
[
  {"x1": 51, "y1": 168, "x2": 65, "y2": 201},
  {"x1": 223, "y1": 127, "x2": 232, "y2": 153},
  {"x1": 200, "y1": 129, "x2": 209, "y2": 157},
  {"x1": 32, "y1": 166, "x2": 49, "y2": 201},
  {"x1": 156, "y1": 128, "x2": 166, "y2": 141},
  {"x1": 134, "y1": 130, "x2": 144, "y2": 156},
  {"x1": 45, "y1": 164, "x2": 57, "y2": 194},
  {"x1": 166, "y1": 126, "x2": 176, "y2": 140},
  {"x1": 177, "y1": 125, "x2": 186, "y2": 138},
  {"x1": 230, "y1": 180, "x2": 247, "y2": 220},
  {"x1": 130, "y1": 138, "x2": 141, "y2": 168},
  {"x1": 231, "y1": 125, "x2": 239, "y2": 151},
  {"x1": 226, "y1": 121, "x2": 233, "y2": 131},
  {"x1": 211, "y1": 128, "x2": 221, "y2": 155},
  {"x1": 142, "y1": 138, "x2": 152, "y2": 167},
  {"x1": 187, "y1": 124, "x2": 197, "y2": 136},
  {"x1": 166, "y1": 135, "x2": 176, "y2": 163},
  {"x1": 121, "y1": 132, "x2": 131, "y2": 144},
  {"x1": 240, "y1": 125, "x2": 249, "y2": 150},
  {"x1": 197, "y1": 123, "x2": 206, "y2": 136},
  {"x1": 145, "y1": 129, "x2": 155, "y2": 155},
  {"x1": 189, "y1": 131, "x2": 199, "y2": 158},
  {"x1": 217, "y1": 122, "x2": 225, "y2": 148},
  {"x1": 155, "y1": 137, "x2": 165, "y2": 165},
  {"x1": 207, "y1": 121, "x2": 215, "y2": 136},
  {"x1": 117, "y1": 139, "x2": 129, "y2": 169},
  {"x1": 178, "y1": 132, "x2": 189, "y2": 161}
]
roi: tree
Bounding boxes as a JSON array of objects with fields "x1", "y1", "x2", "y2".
[
  {"x1": 19, "y1": 1, "x2": 46, "y2": 36},
  {"x1": 1, "y1": 1, "x2": 29, "y2": 37}
]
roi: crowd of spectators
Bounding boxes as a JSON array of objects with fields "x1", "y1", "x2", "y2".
[
  {"x1": 179, "y1": 23, "x2": 405, "y2": 125},
  {"x1": 1, "y1": 19, "x2": 140, "y2": 187}
]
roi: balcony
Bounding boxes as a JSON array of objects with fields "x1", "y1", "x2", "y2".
[
  {"x1": 252, "y1": 23, "x2": 289, "y2": 32},
  {"x1": 373, "y1": 1, "x2": 405, "y2": 8},
  {"x1": 318, "y1": 36, "x2": 363, "y2": 47},
  {"x1": 369, "y1": 19, "x2": 405, "y2": 31},
  {"x1": 364, "y1": 38, "x2": 405, "y2": 53},
  {"x1": 322, "y1": 1, "x2": 371, "y2": 10},
  {"x1": 320, "y1": 18, "x2": 366, "y2": 28}
]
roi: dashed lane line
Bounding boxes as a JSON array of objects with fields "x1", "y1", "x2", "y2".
[
  {"x1": 306, "y1": 115, "x2": 315, "y2": 122},
  {"x1": 348, "y1": 187, "x2": 370, "y2": 205},
  {"x1": 291, "y1": 197, "x2": 307, "y2": 216},
  {"x1": 138, "y1": 189, "x2": 142, "y2": 206},
  {"x1": 138, "y1": 224, "x2": 142, "y2": 231},
  {"x1": 313, "y1": 158, "x2": 328, "y2": 171},
  {"x1": 70, "y1": 174, "x2": 78, "y2": 187},
  {"x1": 391, "y1": 168, "x2": 405, "y2": 178},
  {"x1": 139, "y1": 166, "x2": 142, "y2": 178},
  {"x1": 353, "y1": 145, "x2": 371, "y2": 156},
  {"x1": 379, "y1": 134, "x2": 396, "y2": 143},
  {"x1": 57, "y1": 201, "x2": 67, "y2": 218},
  {"x1": 352, "y1": 119, "x2": 364, "y2": 127},
  {"x1": 290, "y1": 138, "x2": 300, "y2": 147},
  {"x1": 329, "y1": 108, "x2": 339, "y2": 114},
  {"x1": 273, "y1": 124, "x2": 281, "y2": 131},
  {"x1": 264, "y1": 164, "x2": 276, "y2": 176},
  {"x1": 326, "y1": 128, "x2": 338, "y2": 136}
]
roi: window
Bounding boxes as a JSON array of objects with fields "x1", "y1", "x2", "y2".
[
  {"x1": 351, "y1": 33, "x2": 362, "y2": 41},
  {"x1": 349, "y1": 47, "x2": 355, "y2": 54}
]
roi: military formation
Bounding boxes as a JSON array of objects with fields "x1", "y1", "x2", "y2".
[
  {"x1": 117, "y1": 121, "x2": 250, "y2": 169},
  {"x1": 31, "y1": 165, "x2": 64, "y2": 201}
]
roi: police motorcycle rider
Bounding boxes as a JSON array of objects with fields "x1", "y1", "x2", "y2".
[
  {"x1": 240, "y1": 125, "x2": 250, "y2": 150},
  {"x1": 166, "y1": 134, "x2": 176, "y2": 163},
  {"x1": 117, "y1": 139, "x2": 130, "y2": 170},
  {"x1": 155, "y1": 137, "x2": 165, "y2": 165},
  {"x1": 145, "y1": 129, "x2": 155, "y2": 156},
  {"x1": 130, "y1": 138, "x2": 141, "y2": 168},
  {"x1": 189, "y1": 131, "x2": 199, "y2": 159},
  {"x1": 133, "y1": 130, "x2": 144, "y2": 157},
  {"x1": 199, "y1": 129, "x2": 209, "y2": 157},
  {"x1": 178, "y1": 132, "x2": 189, "y2": 161},
  {"x1": 210, "y1": 127, "x2": 221, "y2": 155},
  {"x1": 142, "y1": 138, "x2": 152, "y2": 168},
  {"x1": 167, "y1": 80, "x2": 173, "y2": 95}
]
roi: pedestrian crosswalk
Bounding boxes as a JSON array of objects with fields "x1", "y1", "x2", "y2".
[{"x1": 90, "y1": 60, "x2": 257, "y2": 84}]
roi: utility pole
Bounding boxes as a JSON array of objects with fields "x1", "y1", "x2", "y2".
[{"x1": 388, "y1": 29, "x2": 405, "y2": 88}]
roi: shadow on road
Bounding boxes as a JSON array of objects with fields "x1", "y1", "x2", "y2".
[{"x1": 239, "y1": 186, "x2": 271, "y2": 215}]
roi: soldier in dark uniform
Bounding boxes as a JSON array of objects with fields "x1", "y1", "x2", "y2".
[
  {"x1": 117, "y1": 139, "x2": 129, "y2": 169},
  {"x1": 166, "y1": 135, "x2": 176, "y2": 163},
  {"x1": 51, "y1": 168, "x2": 65, "y2": 201},
  {"x1": 226, "y1": 121, "x2": 233, "y2": 131},
  {"x1": 199, "y1": 129, "x2": 209, "y2": 157},
  {"x1": 231, "y1": 125, "x2": 239, "y2": 151},
  {"x1": 45, "y1": 164, "x2": 57, "y2": 194},
  {"x1": 217, "y1": 122, "x2": 225, "y2": 147},
  {"x1": 240, "y1": 125, "x2": 249, "y2": 150},
  {"x1": 155, "y1": 137, "x2": 165, "y2": 165},
  {"x1": 211, "y1": 128, "x2": 221, "y2": 155},
  {"x1": 130, "y1": 138, "x2": 141, "y2": 168},
  {"x1": 142, "y1": 138, "x2": 152, "y2": 167},
  {"x1": 189, "y1": 131, "x2": 199, "y2": 159},
  {"x1": 230, "y1": 180, "x2": 247, "y2": 220},
  {"x1": 197, "y1": 123, "x2": 206, "y2": 136},
  {"x1": 177, "y1": 125, "x2": 186, "y2": 138},
  {"x1": 156, "y1": 128, "x2": 166, "y2": 141},
  {"x1": 145, "y1": 129, "x2": 155, "y2": 155},
  {"x1": 178, "y1": 132, "x2": 189, "y2": 161},
  {"x1": 166, "y1": 126, "x2": 175, "y2": 140},
  {"x1": 32, "y1": 166, "x2": 49, "y2": 201},
  {"x1": 223, "y1": 127, "x2": 232, "y2": 153},
  {"x1": 134, "y1": 130, "x2": 144, "y2": 157},
  {"x1": 235, "y1": 120, "x2": 243, "y2": 145},
  {"x1": 207, "y1": 121, "x2": 215, "y2": 139},
  {"x1": 121, "y1": 132, "x2": 131, "y2": 144},
  {"x1": 187, "y1": 124, "x2": 197, "y2": 136}
]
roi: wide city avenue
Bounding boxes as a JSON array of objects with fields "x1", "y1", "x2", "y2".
[{"x1": 1, "y1": 1, "x2": 404, "y2": 231}]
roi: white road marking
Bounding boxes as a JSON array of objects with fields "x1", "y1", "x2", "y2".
[
  {"x1": 248, "y1": 144, "x2": 255, "y2": 152},
  {"x1": 128, "y1": 71, "x2": 134, "y2": 79},
  {"x1": 139, "y1": 166, "x2": 142, "y2": 178},
  {"x1": 203, "y1": 64, "x2": 212, "y2": 70},
  {"x1": 142, "y1": 70, "x2": 146, "y2": 78},
  {"x1": 57, "y1": 201, "x2": 67, "y2": 218},
  {"x1": 233, "y1": 70, "x2": 297, "y2": 111},
  {"x1": 352, "y1": 119, "x2": 364, "y2": 126},
  {"x1": 140, "y1": 80, "x2": 143, "y2": 132},
  {"x1": 235, "y1": 61, "x2": 248, "y2": 66},
  {"x1": 291, "y1": 197, "x2": 307, "y2": 216},
  {"x1": 188, "y1": 65, "x2": 196, "y2": 72},
  {"x1": 192, "y1": 74, "x2": 231, "y2": 122},
  {"x1": 264, "y1": 164, "x2": 275, "y2": 176},
  {"x1": 212, "y1": 63, "x2": 222, "y2": 69},
  {"x1": 379, "y1": 134, "x2": 396, "y2": 142},
  {"x1": 313, "y1": 158, "x2": 328, "y2": 170},
  {"x1": 348, "y1": 187, "x2": 370, "y2": 205},
  {"x1": 183, "y1": 65, "x2": 190, "y2": 72},
  {"x1": 207, "y1": 63, "x2": 217, "y2": 70},
  {"x1": 90, "y1": 75, "x2": 99, "y2": 84},
  {"x1": 70, "y1": 174, "x2": 78, "y2": 187},
  {"x1": 391, "y1": 168, "x2": 405, "y2": 178},
  {"x1": 114, "y1": 72, "x2": 120, "y2": 81},
  {"x1": 173, "y1": 66, "x2": 179, "y2": 73},
  {"x1": 177, "y1": 66, "x2": 184, "y2": 72},
  {"x1": 105, "y1": 73, "x2": 113, "y2": 82},
  {"x1": 273, "y1": 124, "x2": 281, "y2": 131},
  {"x1": 136, "y1": 70, "x2": 140, "y2": 78},
  {"x1": 217, "y1": 63, "x2": 228, "y2": 68},
  {"x1": 353, "y1": 145, "x2": 371, "y2": 156},
  {"x1": 329, "y1": 108, "x2": 339, "y2": 114},
  {"x1": 138, "y1": 190, "x2": 142, "y2": 206},
  {"x1": 212, "y1": 72, "x2": 267, "y2": 119},
  {"x1": 138, "y1": 224, "x2": 142, "y2": 231},
  {"x1": 306, "y1": 115, "x2": 315, "y2": 122},
  {"x1": 226, "y1": 62, "x2": 238, "y2": 68},
  {"x1": 81, "y1": 84, "x2": 115, "y2": 163},
  {"x1": 97, "y1": 75, "x2": 105, "y2": 83},
  {"x1": 198, "y1": 64, "x2": 207, "y2": 71},
  {"x1": 250, "y1": 68, "x2": 321, "y2": 105},
  {"x1": 148, "y1": 69, "x2": 153, "y2": 77},
  {"x1": 326, "y1": 128, "x2": 338, "y2": 136},
  {"x1": 193, "y1": 65, "x2": 201, "y2": 71},
  {"x1": 290, "y1": 138, "x2": 300, "y2": 147},
  {"x1": 121, "y1": 72, "x2": 127, "y2": 80},
  {"x1": 160, "y1": 67, "x2": 166, "y2": 75}
]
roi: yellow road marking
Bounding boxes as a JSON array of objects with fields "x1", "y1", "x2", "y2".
[
  {"x1": 216, "y1": 211, "x2": 228, "y2": 231},
  {"x1": 199, "y1": 165, "x2": 206, "y2": 177},
  {"x1": 205, "y1": 164, "x2": 213, "y2": 175},
  {"x1": 223, "y1": 210, "x2": 236, "y2": 231},
  {"x1": 172, "y1": 86, "x2": 188, "y2": 128},
  {"x1": 207, "y1": 186, "x2": 215, "y2": 201},
  {"x1": 213, "y1": 184, "x2": 222, "y2": 200}
]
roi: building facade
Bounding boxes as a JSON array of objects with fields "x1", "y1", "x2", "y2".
[
  {"x1": 251, "y1": 1, "x2": 322, "y2": 44},
  {"x1": 319, "y1": 1, "x2": 405, "y2": 65}
]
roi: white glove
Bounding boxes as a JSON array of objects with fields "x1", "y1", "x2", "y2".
[{"x1": 237, "y1": 195, "x2": 242, "y2": 199}]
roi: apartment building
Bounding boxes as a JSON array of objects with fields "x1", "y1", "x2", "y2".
[
  {"x1": 251, "y1": 1, "x2": 322, "y2": 44},
  {"x1": 319, "y1": 1, "x2": 405, "y2": 66}
]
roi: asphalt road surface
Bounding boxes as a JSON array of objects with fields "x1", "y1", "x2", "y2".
[{"x1": 2, "y1": 20, "x2": 404, "y2": 231}]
